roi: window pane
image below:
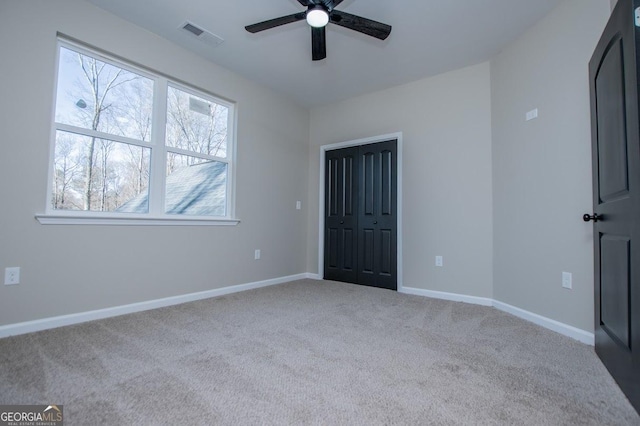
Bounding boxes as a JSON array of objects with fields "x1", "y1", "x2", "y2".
[
  {"x1": 165, "y1": 153, "x2": 227, "y2": 216},
  {"x1": 166, "y1": 86, "x2": 228, "y2": 158},
  {"x1": 55, "y1": 47, "x2": 154, "y2": 141},
  {"x1": 52, "y1": 131, "x2": 151, "y2": 213}
]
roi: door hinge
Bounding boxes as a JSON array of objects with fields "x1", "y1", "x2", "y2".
[{"x1": 636, "y1": 7, "x2": 640, "y2": 27}]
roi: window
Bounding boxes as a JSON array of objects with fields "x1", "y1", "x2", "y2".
[{"x1": 42, "y1": 40, "x2": 236, "y2": 225}]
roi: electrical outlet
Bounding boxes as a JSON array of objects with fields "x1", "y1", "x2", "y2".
[
  {"x1": 4, "y1": 267, "x2": 20, "y2": 285},
  {"x1": 296, "y1": 201, "x2": 302, "y2": 210},
  {"x1": 562, "y1": 272, "x2": 572, "y2": 289},
  {"x1": 435, "y1": 256, "x2": 443, "y2": 267},
  {"x1": 255, "y1": 249, "x2": 261, "y2": 260}
]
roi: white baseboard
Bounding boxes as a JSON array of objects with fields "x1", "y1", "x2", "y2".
[
  {"x1": 0, "y1": 275, "x2": 596, "y2": 346},
  {"x1": 399, "y1": 286, "x2": 493, "y2": 306},
  {"x1": 492, "y1": 300, "x2": 594, "y2": 345},
  {"x1": 400, "y1": 286, "x2": 594, "y2": 346},
  {"x1": 0, "y1": 273, "x2": 309, "y2": 339}
]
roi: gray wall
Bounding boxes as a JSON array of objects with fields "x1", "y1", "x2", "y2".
[
  {"x1": 0, "y1": 0, "x2": 310, "y2": 326},
  {"x1": 307, "y1": 63, "x2": 494, "y2": 298},
  {"x1": 491, "y1": 0, "x2": 609, "y2": 331}
]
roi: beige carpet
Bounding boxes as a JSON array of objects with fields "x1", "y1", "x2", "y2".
[{"x1": 1, "y1": 279, "x2": 638, "y2": 425}]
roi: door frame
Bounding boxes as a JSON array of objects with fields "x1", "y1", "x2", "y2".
[{"x1": 318, "y1": 132, "x2": 404, "y2": 291}]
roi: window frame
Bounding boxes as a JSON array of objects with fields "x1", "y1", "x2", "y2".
[{"x1": 37, "y1": 38, "x2": 239, "y2": 226}]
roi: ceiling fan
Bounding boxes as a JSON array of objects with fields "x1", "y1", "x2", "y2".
[{"x1": 245, "y1": 0, "x2": 392, "y2": 61}]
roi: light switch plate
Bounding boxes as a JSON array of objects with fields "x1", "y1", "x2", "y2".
[{"x1": 562, "y1": 272, "x2": 572, "y2": 289}]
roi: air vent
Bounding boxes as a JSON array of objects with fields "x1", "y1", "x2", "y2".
[
  {"x1": 182, "y1": 22, "x2": 204, "y2": 36},
  {"x1": 180, "y1": 21, "x2": 224, "y2": 47}
]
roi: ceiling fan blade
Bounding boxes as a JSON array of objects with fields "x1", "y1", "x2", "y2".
[
  {"x1": 245, "y1": 12, "x2": 306, "y2": 33},
  {"x1": 312, "y1": 27, "x2": 327, "y2": 61},
  {"x1": 324, "y1": 0, "x2": 344, "y2": 11},
  {"x1": 297, "y1": 0, "x2": 313, "y2": 5},
  {"x1": 329, "y1": 10, "x2": 391, "y2": 40}
]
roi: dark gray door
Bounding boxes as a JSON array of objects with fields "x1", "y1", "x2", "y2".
[
  {"x1": 589, "y1": 0, "x2": 640, "y2": 412},
  {"x1": 357, "y1": 141, "x2": 397, "y2": 290},
  {"x1": 324, "y1": 147, "x2": 359, "y2": 283},
  {"x1": 324, "y1": 140, "x2": 397, "y2": 290}
]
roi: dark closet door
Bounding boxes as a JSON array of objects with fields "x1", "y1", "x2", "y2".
[
  {"x1": 324, "y1": 147, "x2": 359, "y2": 283},
  {"x1": 324, "y1": 140, "x2": 397, "y2": 291},
  {"x1": 357, "y1": 141, "x2": 397, "y2": 290},
  {"x1": 588, "y1": 0, "x2": 640, "y2": 413}
]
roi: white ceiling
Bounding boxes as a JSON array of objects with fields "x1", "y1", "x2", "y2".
[{"x1": 87, "y1": 0, "x2": 563, "y2": 108}]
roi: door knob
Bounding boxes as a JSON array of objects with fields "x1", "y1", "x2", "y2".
[
  {"x1": 374, "y1": 221, "x2": 378, "y2": 225},
  {"x1": 340, "y1": 221, "x2": 344, "y2": 224},
  {"x1": 583, "y1": 213, "x2": 602, "y2": 222}
]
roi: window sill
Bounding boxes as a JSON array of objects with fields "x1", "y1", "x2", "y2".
[{"x1": 35, "y1": 214, "x2": 241, "y2": 226}]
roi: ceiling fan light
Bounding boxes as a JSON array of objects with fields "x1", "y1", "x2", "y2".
[{"x1": 306, "y1": 8, "x2": 329, "y2": 28}]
